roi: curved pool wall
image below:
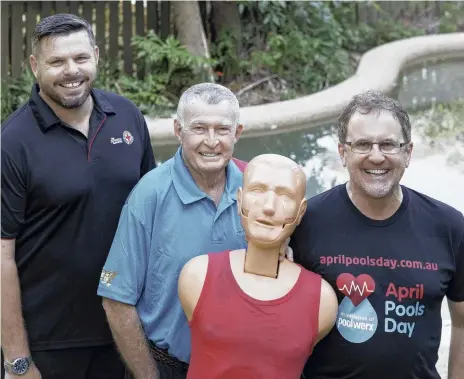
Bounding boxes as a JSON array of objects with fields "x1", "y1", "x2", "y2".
[{"x1": 145, "y1": 32, "x2": 464, "y2": 147}]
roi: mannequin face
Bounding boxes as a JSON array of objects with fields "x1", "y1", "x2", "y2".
[{"x1": 238, "y1": 155, "x2": 307, "y2": 248}]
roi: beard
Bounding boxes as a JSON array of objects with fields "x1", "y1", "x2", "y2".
[
  {"x1": 37, "y1": 72, "x2": 95, "y2": 109},
  {"x1": 349, "y1": 166, "x2": 405, "y2": 199}
]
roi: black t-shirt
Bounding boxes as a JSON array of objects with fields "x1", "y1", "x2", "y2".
[
  {"x1": 1, "y1": 84, "x2": 156, "y2": 350},
  {"x1": 291, "y1": 184, "x2": 464, "y2": 379}
]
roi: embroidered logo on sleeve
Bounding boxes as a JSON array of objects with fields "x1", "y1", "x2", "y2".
[{"x1": 100, "y1": 270, "x2": 118, "y2": 287}]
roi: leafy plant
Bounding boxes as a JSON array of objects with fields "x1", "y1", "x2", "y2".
[
  {"x1": 100, "y1": 31, "x2": 215, "y2": 116},
  {"x1": 437, "y1": 2, "x2": 464, "y2": 33},
  {"x1": 1, "y1": 68, "x2": 35, "y2": 122}
]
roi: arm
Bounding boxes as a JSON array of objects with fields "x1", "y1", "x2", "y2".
[
  {"x1": 448, "y1": 300, "x2": 464, "y2": 379},
  {"x1": 97, "y1": 200, "x2": 156, "y2": 379},
  {"x1": 316, "y1": 279, "x2": 338, "y2": 343},
  {"x1": 447, "y1": 229, "x2": 464, "y2": 379},
  {"x1": 102, "y1": 298, "x2": 158, "y2": 379},
  {"x1": 1, "y1": 239, "x2": 30, "y2": 359},
  {"x1": 178, "y1": 255, "x2": 209, "y2": 321},
  {"x1": 1, "y1": 148, "x2": 41, "y2": 377}
]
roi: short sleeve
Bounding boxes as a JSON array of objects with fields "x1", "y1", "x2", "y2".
[
  {"x1": 1, "y1": 148, "x2": 27, "y2": 239},
  {"x1": 97, "y1": 203, "x2": 150, "y2": 305},
  {"x1": 138, "y1": 111, "x2": 156, "y2": 176},
  {"x1": 447, "y1": 229, "x2": 464, "y2": 302}
]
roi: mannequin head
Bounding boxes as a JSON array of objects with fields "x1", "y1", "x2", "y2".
[{"x1": 237, "y1": 154, "x2": 307, "y2": 249}]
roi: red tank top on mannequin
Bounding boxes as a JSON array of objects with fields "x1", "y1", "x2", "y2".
[{"x1": 187, "y1": 250, "x2": 322, "y2": 379}]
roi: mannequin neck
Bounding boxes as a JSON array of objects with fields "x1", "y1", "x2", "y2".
[{"x1": 243, "y1": 241, "x2": 282, "y2": 278}]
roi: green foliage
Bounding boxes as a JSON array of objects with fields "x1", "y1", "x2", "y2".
[
  {"x1": 96, "y1": 31, "x2": 214, "y2": 116},
  {"x1": 1, "y1": 69, "x2": 35, "y2": 122},
  {"x1": 212, "y1": 1, "x2": 426, "y2": 100},
  {"x1": 341, "y1": 19, "x2": 423, "y2": 53},
  {"x1": 210, "y1": 29, "x2": 249, "y2": 85},
  {"x1": 251, "y1": 31, "x2": 351, "y2": 95},
  {"x1": 437, "y1": 2, "x2": 464, "y2": 33}
]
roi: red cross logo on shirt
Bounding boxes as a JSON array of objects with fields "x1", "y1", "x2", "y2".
[{"x1": 123, "y1": 130, "x2": 134, "y2": 145}]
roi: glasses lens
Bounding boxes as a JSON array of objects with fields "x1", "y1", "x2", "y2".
[
  {"x1": 379, "y1": 142, "x2": 401, "y2": 154},
  {"x1": 351, "y1": 141, "x2": 372, "y2": 153}
]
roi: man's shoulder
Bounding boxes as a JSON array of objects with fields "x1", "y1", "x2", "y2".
[
  {"x1": 405, "y1": 186, "x2": 464, "y2": 233},
  {"x1": 306, "y1": 184, "x2": 343, "y2": 212},
  {"x1": 129, "y1": 158, "x2": 175, "y2": 199},
  {"x1": 93, "y1": 88, "x2": 142, "y2": 116},
  {"x1": 1, "y1": 102, "x2": 35, "y2": 139},
  {"x1": 1, "y1": 103, "x2": 38, "y2": 164}
]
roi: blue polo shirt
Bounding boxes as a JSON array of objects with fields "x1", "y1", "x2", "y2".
[{"x1": 97, "y1": 147, "x2": 247, "y2": 362}]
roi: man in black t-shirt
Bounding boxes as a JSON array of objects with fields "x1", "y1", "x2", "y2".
[{"x1": 291, "y1": 91, "x2": 464, "y2": 379}]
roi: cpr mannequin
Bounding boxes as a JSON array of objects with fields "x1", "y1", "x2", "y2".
[{"x1": 178, "y1": 154, "x2": 338, "y2": 379}]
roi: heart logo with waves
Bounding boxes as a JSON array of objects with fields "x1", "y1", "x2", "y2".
[{"x1": 336, "y1": 273, "x2": 375, "y2": 307}]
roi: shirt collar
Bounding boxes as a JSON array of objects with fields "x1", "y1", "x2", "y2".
[
  {"x1": 29, "y1": 83, "x2": 116, "y2": 132},
  {"x1": 171, "y1": 147, "x2": 243, "y2": 205}
]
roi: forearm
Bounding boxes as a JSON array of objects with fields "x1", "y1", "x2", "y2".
[
  {"x1": 103, "y1": 298, "x2": 158, "y2": 379},
  {"x1": 1, "y1": 255, "x2": 30, "y2": 359},
  {"x1": 448, "y1": 325, "x2": 464, "y2": 379}
]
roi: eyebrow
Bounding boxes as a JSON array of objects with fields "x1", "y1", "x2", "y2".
[
  {"x1": 353, "y1": 136, "x2": 400, "y2": 142},
  {"x1": 190, "y1": 119, "x2": 233, "y2": 127},
  {"x1": 248, "y1": 182, "x2": 295, "y2": 194},
  {"x1": 47, "y1": 53, "x2": 91, "y2": 61}
]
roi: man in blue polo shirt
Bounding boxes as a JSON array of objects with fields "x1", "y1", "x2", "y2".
[{"x1": 98, "y1": 83, "x2": 248, "y2": 379}]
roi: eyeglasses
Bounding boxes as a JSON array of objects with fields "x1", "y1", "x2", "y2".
[{"x1": 345, "y1": 140, "x2": 409, "y2": 155}]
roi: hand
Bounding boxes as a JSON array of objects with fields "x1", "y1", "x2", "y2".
[
  {"x1": 5, "y1": 363, "x2": 41, "y2": 379},
  {"x1": 279, "y1": 237, "x2": 294, "y2": 263}
]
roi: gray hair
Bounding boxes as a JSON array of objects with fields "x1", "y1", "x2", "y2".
[
  {"x1": 176, "y1": 83, "x2": 240, "y2": 128},
  {"x1": 337, "y1": 90, "x2": 411, "y2": 143},
  {"x1": 32, "y1": 13, "x2": 95, "y2": 56}
]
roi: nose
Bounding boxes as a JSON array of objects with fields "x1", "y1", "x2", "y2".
[
  {"x1": 368, "y1": 143, "x2": 386, "y2": 164},
  {"x1": 262, "y1": 191, "x2": 277, "y2": 216},
  {"x1": 64, "y1": 59, "x2": 79, "y2": 75},
  {"x1": 204, "y1": 128, "x2": 219, "y2": 148}
]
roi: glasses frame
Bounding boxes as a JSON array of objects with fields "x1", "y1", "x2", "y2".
[{"x1": 344, "y1": 141, "x2": 409, "y2": 155}]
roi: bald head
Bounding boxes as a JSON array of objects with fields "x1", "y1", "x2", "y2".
[{"x1": 244, "y1": 154, "x2": 306, "y2": 201}]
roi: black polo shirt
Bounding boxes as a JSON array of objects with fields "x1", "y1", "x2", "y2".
[{"x1": 1, "y1": 84, "x2": 156, "y2": 351}]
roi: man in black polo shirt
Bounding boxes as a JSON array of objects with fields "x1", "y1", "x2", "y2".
[
  {"x1": 1, "y1": 14, "x2": 155, "y2": 379},
  {"x1": 291, "y1": 91, "x2": 464, "y2": 379}
]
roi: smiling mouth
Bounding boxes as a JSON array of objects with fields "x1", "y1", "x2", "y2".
[
  {"x1": 364, "y1": 169, "x2": 389, "y2": 176},
  {"x1": 59, "y1": 81, "x2": 84, "y2": 89},
  {"x1": 199, "y1": 152, "x2": 220, "y2": 158}
]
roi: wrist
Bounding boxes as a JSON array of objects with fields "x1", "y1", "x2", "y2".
[{"x1": 3, "y1": 356, "x2": 33, "y2": 375}]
